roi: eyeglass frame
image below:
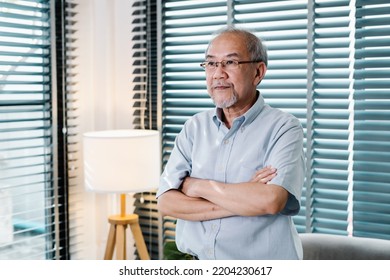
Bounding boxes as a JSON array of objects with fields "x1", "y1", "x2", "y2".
[{"x1": 200, "y1": 60, "x2": 262, "y2": 70}]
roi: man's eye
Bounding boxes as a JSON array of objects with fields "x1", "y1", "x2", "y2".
[
  {"x1": 207, "y1": 61, "x2": 216, "y2": 67},
  {"x1": 225, "y1": 60, "x2": 235, "y2": 65}
]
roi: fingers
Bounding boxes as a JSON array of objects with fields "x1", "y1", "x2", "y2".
[{"x1": 250, "y1": 166, "x2": 277, "y2": 183}]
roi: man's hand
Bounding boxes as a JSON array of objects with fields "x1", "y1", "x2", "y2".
[
  {"x1": 181, "y1": 176, "x2": 202, "y2": 197},
  {"x1": 250, "y1": 166, "x2": 277, "y2": 183}
]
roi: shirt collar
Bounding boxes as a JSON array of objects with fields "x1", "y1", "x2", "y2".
[{"x1": 212, "y1": 91, "x2": 265, "y2": 128}]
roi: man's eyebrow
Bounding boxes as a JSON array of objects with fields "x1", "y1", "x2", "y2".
[{"x1": 205, "y1": 53, "x2": 240, "y2": 60}]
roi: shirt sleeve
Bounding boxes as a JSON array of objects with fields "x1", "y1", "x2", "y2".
[
  {"x1": 156, "y1": 120, "x2": 193, "y2": 198},
  {"x1": 265, "y1": 116, "x2": 305, "y2": 216}
]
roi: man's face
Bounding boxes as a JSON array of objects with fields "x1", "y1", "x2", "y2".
[{"x1": 205, "y1": 33, "x2": 261, "y2": 109}]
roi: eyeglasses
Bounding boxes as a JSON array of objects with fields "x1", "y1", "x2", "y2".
[{"x1": 200, "y1": 60, "x2": 262, "y2": 71}]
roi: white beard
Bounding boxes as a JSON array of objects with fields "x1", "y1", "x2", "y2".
[{"x1": 212, "y1": 93, "x2": 238, "y2": 109}]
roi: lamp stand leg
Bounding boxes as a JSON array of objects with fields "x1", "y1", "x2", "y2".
[
  {"x1": 116, "y1": 224, "x2": 126, "y2": 260},
  {"x1": 104, "y1": 224, "x2": 116, "y2": 260},
  {"x1": 129, "y1": 220, "x2": 150, "y2": 260},
  {"x1": 103, "y1": 214, "x2": 150, "y2": 260}
]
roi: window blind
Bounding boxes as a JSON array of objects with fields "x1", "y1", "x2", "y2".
[
  {"x1": 161, "y1": 0, "x2": 309, "y2": 239},
  {"x1": 308, "y1": 0, "x2": 352, "y2": 235},
  {"x1": 0, "y1": 0, "x2": 56, "y2": 259},
  {"x1": 131, "y1": 0, "x2": 160, "y2": 260},
  {"x1": 162, "y1": 0, "x2": 228, "y2": 161},
  {"x1": 161, "y1": 0, "x2": 228, "y2": 244},
  {"x1": 0, "y1": 0, "x2": 77, "y2": 259},
  {"x1": 131, "y1": 0, "x2": 158, "y2": 131},
  {"x1": 353, "y1": 0, "x2": 390, "y2": 239},
  {"x1": 233, "y1": 0, "x2": 309, "y2": 233},
  {"x1": 60, "y1": 0, "x2": 84, "y2": 259},
  {"x1": 158, "y1": 0, "x2": 390, "y2": 254}
]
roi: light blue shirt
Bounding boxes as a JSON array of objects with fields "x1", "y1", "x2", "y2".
[{"x1": 157, "y1": 93, "x2": 305, "y2": 260}]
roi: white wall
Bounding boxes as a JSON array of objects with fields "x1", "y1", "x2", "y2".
[{"x1": 75, "y1": 0, "x2": 136, "y2": 259}]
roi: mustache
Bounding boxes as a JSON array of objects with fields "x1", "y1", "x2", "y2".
[{"x1": 211, "y1": 82, "x2": 231, "y2": 88}]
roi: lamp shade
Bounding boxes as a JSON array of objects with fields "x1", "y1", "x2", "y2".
[{"x1": 83, "y1": 129, "x2": 160, "y2": 193}]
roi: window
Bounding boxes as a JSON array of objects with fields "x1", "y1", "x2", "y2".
[
  {"x1": 159, "y1": 0, "x2": 390, "y2": 245},
  {"x1": 0, "y1": 0, "x2": 79, "y2": 259},
  {"x1": 161, "y1": 0, "x2": 229, "y2": 244},
  {"x1": 131, "y1": 0, "x2": 160, "y2": 259},
  {"x1": 352, "y1": 0, "x2": 390, "y2": 239},
  {"x1": 308, "y1": 0, "x2": 353, "y2": 235},
  {"x1": 233, "y1": 0, "x2": 308, "y2": 233}
]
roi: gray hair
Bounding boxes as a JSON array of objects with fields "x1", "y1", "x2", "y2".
[{"x1": 206, "y1": 26, "x2": 268, "y2": 66}]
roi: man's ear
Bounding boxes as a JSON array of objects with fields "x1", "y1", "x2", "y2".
[{"x1": 254, "y1": 62, "x2": 267, "y2": 85}]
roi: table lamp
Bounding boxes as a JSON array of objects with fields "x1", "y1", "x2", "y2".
[{"x1": 83, "y1": 129, "x2": 160, "y2": 260}]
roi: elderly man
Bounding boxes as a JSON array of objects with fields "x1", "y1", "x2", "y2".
[{"x1": 157, "y1": 26, "x2": 305, "y2": 260}]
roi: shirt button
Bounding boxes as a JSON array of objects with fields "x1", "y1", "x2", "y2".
[{"x1": 224, "y1": 139, "x2": 229, "y2": 145}]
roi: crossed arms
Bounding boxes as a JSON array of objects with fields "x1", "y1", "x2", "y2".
[{"x1": 157, "y1": 166, "x2": 289, "y2": 221}]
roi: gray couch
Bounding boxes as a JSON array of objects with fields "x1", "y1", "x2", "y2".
[{"x1": 300, "y1": 233, "x2": 390, "y2": 260}]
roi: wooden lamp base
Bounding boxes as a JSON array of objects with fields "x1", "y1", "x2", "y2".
[{"x1": 103, "y1": 194, "x2": 150, "y2": 260}]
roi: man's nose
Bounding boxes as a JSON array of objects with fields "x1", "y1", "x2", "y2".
[{"x1": 212, "y1": 63, "x2": 227, "y2": 78}]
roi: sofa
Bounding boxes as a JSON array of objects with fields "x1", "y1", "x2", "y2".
[
  {"x1": 164, "y1": 233, "x2": 390, "y2": 260},
  {"x1": 300, "y1": 233, "x2": 390, "y2": 260}
]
